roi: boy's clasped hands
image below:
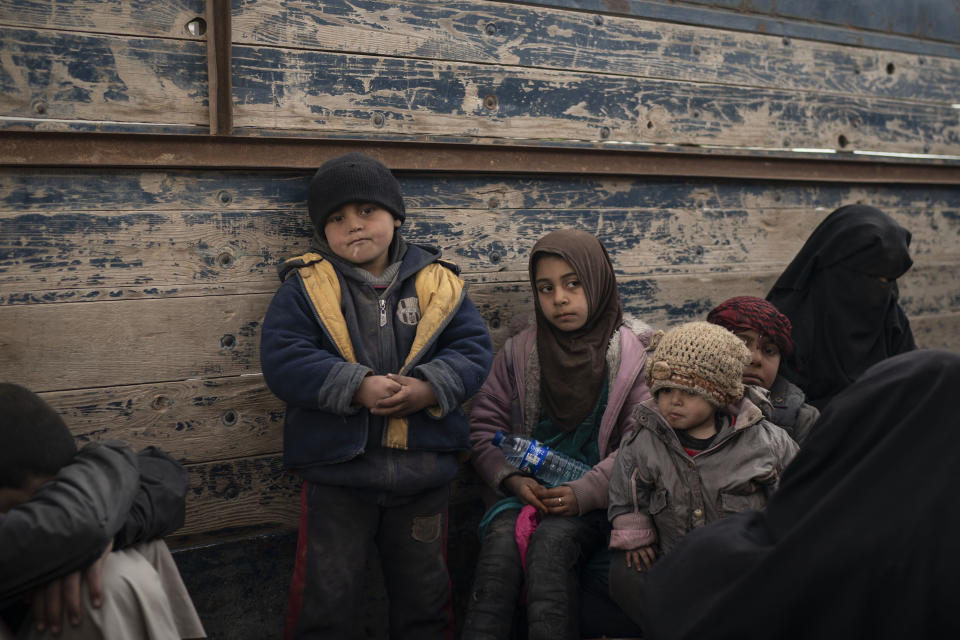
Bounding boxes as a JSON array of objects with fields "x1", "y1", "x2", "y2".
[{"x1": 354, "y1": 372, "x2": 437, "y2": 417}]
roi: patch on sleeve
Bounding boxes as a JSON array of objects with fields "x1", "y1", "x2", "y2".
[{"x1": 396, "y1": 297, "x2": 421, "y2": 326}]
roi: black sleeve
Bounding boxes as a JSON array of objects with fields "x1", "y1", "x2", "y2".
[
  {"x1": 112, "y1": 446, "x2": 189, "y2": 549},
  {"x1": 0, "y1": 441, "x2": 139, "y2": 603}
]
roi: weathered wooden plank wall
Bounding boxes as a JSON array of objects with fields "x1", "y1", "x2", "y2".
[
  {"x1": 2, "y1": 169, "x2": 959, "y2": 536},
  {"x1": 1, "y1": 0, "x2": 959, "y2": 637},
  {"x1": 3, "y1": 0, "x2": 959, "y2": 157}
]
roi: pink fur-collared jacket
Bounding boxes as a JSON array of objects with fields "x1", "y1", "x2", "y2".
[{"x1": 469, "y1": 318, "x2": 654, "y2": 515}]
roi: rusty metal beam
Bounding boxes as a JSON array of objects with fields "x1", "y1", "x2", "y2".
[
  {"x1": 1, "y1": 131, "x2": 959, "y2": 184},
  {"x1": 206, "y1": 0, "x2": 233, "y2": 135}
]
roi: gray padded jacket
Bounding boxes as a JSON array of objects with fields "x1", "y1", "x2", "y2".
[{"x1": 608, "y1": 397, "x2": 798, "y2": 555}]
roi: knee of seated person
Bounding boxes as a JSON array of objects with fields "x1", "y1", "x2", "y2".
[
  {"x1": 529, "y1": 516, "x2": 580, "y2": 547},
  {"x1": 98, "y1": 546, "x2": 167, "y2": 608}
]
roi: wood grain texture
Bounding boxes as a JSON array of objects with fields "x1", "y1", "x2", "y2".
[
  {"x1": 230, "y1": 47, "x2": 960, "y2": 155},
  {"x1": 0, "y1": 27, "x2": 208, "y2": 131},
  {"x1": 179, "y1": 454, "x2": 300, "y2": 536},
  {"x1": 40, "y1": 375, "x2": 283, "y2": 464},
  {"x1": 0, "y1": 293, "x2": 270, "y2": 392},
  {"x1": 5, "y1": 264, "x2": 955, "y2": 394},
  {"x1": 0, "y1": 0, "x2": 205, "y2": 39},
  {"x1": 233, "y1": 0, "x2": 960, "y2": 104},
  {"x1": 911, "y1": 311, "x2": 960, "y2": 352},
  {"x1": 3, "y1": 169, "x2": 959, "y2": 304}
]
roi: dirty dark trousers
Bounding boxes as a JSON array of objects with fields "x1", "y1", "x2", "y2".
[
  {"x1": 462, "y1": 508, "x2": 608, "y2": 640},
  {"x1": 608, "y1": 549, "x2": 649, "y2": 630},
  {"x1": 288, "y1": 483, "x2": 451, "y2": 640}
]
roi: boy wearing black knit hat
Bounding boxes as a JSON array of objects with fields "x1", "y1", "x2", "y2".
[
  {"x1": 605, "y1": 321, "x2": 798, "y2": 629},
  {"x1": 260, "y1": 152, "x2": 493, "y2": 639}
]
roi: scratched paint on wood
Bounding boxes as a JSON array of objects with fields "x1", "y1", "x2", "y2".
[
  {"x1": 11, "y1": 168, "x2": 960, "y2": 214},
  {"x1": 5, "y1": 169, "x2": 960, "y2": 215},
  {"x1": 230, "y1": 47, "x2": 960, "y2": 155},
  {"x1": 469, "y1": 267, "x2": 960, "y2": 344},
  {"x1": 0, "y1": 27, "x2": 208, "y2": 130},
  {"x1": 3, "y1": 169, "x2": 959, "y2": 303},
  {"x1": 3, "y1": 205, "x2": 957, "y2": 303},
  {"x1": 180, "y1": 454, "x2": 300, "y2": 536},
  {"x1": 233, "y1": 0, "x2": 960, "y2": 105},
  {"x1": 3, "y1": 196, "x2": 958, "y2": 295},
  {"x1": 0, "y1": 0, "x2": 205, "y2": 39}
]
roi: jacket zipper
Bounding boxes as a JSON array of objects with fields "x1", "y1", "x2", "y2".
[{"x1": 379, "y1": 299, "x2": 386, "y2": 327}]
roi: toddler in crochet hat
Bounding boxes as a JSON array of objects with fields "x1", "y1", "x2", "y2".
[{"x1": 646, "y1": 321, "x2": 752, "y2": 409}]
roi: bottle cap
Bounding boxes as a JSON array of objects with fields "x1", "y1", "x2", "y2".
[{"x1": 492, "y1": 430, "x2": 504, "y2": 446}]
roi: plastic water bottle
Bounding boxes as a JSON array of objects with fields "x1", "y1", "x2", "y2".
[{"x1": 492, "y1": 430, "x2": 593, "y2": 487}]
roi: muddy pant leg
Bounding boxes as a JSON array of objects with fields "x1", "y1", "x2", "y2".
[
  {"x1": 377, "y1": 485, "x2": 451, "y2": 640},
  {"x1": 525, "y1": 511, "x2": 607, "y2": 640},
  {"x1": 293, "y1": 484, "x2": 377, "y2": 640},
  {"x1": 608, "y1": 550, "x2": 648, "y2": 628},
  {"x1": 460, "y1": 509, "x2": 523, "y2": 640}
]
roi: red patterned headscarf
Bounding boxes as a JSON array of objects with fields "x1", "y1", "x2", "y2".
[{"x1": 707, "y1": 296, "x2": 794, "y2": 358}]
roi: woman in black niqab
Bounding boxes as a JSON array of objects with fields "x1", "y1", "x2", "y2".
[
  {"x1": 767, "y1": 204, "x2": 916, "y2": 409},
  {"x1": 635, "y1": 349, "x2": 960, "y2": 640}
]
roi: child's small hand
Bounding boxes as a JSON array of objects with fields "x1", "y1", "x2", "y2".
[
  {"x1": 370, "y1": 374, "x2": 437, "y2": 417},
  {"x1": 533, "y1": 485, "x2": 578, "y2": 517},
  {"x1": 626, "y1": 545, "x2": 656, "y2": 572},
  {"x1": 503, "y1": 475, "x2": 548, "y2": 513},
  {"x1": 354, "y1": 375, "x2": 402, "y2": 410}
]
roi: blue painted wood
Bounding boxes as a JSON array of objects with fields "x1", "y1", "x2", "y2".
[
  {"x1": 0, "y1": 0, "x2": 206, "y2": 37},
  {"x1": 230, "y1": 47, "x2": 960, "y2": 155},
  {"x1": 234, "y1": 0, "x2": 960, "y2": 105},
  {"x1": 676, "y1": 0, "x2": 960, "y2": 45},
  {"x1": 2, "y1": 170, "x2": 958, "y2": 302},
  {"x1": 0, "y1": 27, "x2": 208, "y2": 131},
  {"x1": 6, "y1": 168, "x2": 960, "y2": 212},
  {"x1": 514, "y1": 0, "x2": 960, "y2": 58}
]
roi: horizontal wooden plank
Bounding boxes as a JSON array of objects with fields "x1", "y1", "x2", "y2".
[
  {"x1": 659, "y1": 0, "x2": 960, "y2": 47},
  {"x1": 0, "y1": 27, "x2": 208, "y2": 131},
  {"x1": 6, "y1": 269, "x2": 957, "y2": 392},
  {"x1": 516, "y1": 0, "x2": 960, "y2": 58},
  {"x1": 233, "y1": 0, "x2": 960, "y2": 104},
  {"x1": 471, "y1": 267, "x2": 960, "y2": 338},
  {"x1": 41, "y1": 375, "x2": 283, "y2": 465},
  {"x1": 0, "y1": 293, "x2": 270, "y2": 391},
  {"x1": 2, "y1": 198, "x2": 957, "y2": 302},
  {"x1": 178, "y1": 454, "x2": 300, "y2": 536},
  {"x1": 5, "y1": 131, "x2": 960, "y2": 173},
  {"x1": 231, "y1": 47, "x2": 960, "y2": 155},
  {"x1": 174, "y1": 454, "x2": 484, "y2": 538},
  {"x1": 911, "y1": 311, "x2": 960, "y2": 352},
  {"x1": 0, "y1": 0, "x2": 205, "y2": 39},
  {"x1": 7, "y1": 168, "x2": 960, "y2": 214}
]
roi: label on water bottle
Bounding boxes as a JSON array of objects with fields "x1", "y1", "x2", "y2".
[{"x1": 519, "y1": 441, "x2": 548, "y2": 475}]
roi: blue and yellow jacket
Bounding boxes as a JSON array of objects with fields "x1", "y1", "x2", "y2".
[{"x1": 260, "y1": 243, "x2": 493, "y2": 476}]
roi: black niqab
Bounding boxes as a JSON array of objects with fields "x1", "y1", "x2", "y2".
[
  {"x1": 767, "y1": 204, "x2": 916, "y2": 409},
  {"x1": 637, "y1": 349, "x2": 960, "y2": 640}
]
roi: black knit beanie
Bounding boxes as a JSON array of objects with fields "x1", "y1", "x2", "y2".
[{"x1": 307, "y1": 153, "x2": 406, "y2": 231}]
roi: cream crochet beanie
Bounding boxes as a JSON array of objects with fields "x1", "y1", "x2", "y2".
[{"x1": 645, "y1": 321, "x2": 752, "y2": 407}]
